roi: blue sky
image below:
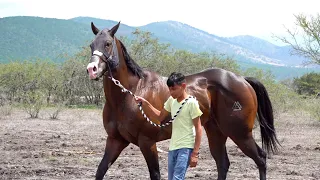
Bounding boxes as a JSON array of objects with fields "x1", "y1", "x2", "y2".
[{"x1": 0, "y1": 0, "x2": 318, "y2": 45}]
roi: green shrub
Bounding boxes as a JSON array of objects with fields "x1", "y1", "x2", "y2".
[
  {"x1": 302, "y1": 97, "x2": 320, "y2": 121},
  {"x1": 0, "y1": 104, "x2": 13, "y2": 117},
  {"x1": 21, "y1": 90, "x2": 45, "y2": 118},
  {"x1": 242, "y1": 67, "x2": 303, "y2": 118},
  {"x1": 47, "y1": 103, "x2": 65, "y2": 119},
  {"x1": 293, "y1": 72, "x2": 320, "y2": 96}
]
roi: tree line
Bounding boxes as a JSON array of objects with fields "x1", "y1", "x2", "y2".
[{"x1": 1, "y1": 20, "x2": 320, "y2": 120}]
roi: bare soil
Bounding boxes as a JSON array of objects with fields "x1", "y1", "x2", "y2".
[{"x1": 1, "y1": 108, "x2": 319, "y2": 180}]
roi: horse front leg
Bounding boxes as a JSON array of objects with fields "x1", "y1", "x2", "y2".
[
  {"x1": 96, "y1": 136, "x2": 129, "y2": 180},
  {"x1": 138, "y1": 135, "x2": 161, "y2": 180}
]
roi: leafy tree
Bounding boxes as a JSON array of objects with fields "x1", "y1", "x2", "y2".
[
  {"x1": 0, "y1": 59, "x2": 57, "y2": 117},
  {"x1": 208, "y1": 53, "x2": 241, "y2": 74},
  {"x1": 22, "y1": 90, "x2": 44, "y2": 118},
  {"x1": 122, "y1": 29, "x2": 240, "y2": 76},
  {"x1": 121, "y1": 29, "x2": 172, "y2": 75},
  {"x1": 242, "y1": 68, "x2": 299, "y2": 116},
  {"x1": 278, "y1": 13, "x2": 320, "y2": 65},
  {"x1": 0, "y1": 61, "x2": 25, "y2": 101},
  {"x1": 293, "y1": 72, "x2": 320, "y2": 96},
  {"x1": 61, "y1": 47, "x2": 103, "y2": 105}
]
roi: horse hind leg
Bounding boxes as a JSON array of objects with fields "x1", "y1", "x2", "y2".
[
  {"x1": 96, "y1": 136, "x2": 129, "y2": 180},
  {"x1": 232, "y1": 135, "x2": 267, "y2": 180},
  {"x1": 204, "y1": 120, "x2": 230, "y2": 180}
]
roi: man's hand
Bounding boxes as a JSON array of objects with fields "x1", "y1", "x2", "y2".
[
  {"x1": 189, "y1": 151, "x2": 199, "y2": 167},
  {"x1": 135, "y1": 96, "x2": 147, "y2": 104},
  {"x1": 191, "y1": 116, "x2": 202, "y2": 168},
  {"x1": 134, "y1": 96, "x2": 169, "y2": 124}
]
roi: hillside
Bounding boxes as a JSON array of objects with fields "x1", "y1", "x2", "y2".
[
  {"x1": 0, "y1": 16, "x2": 93, "y2": 62},
  {"x1": 71, "y1": 17, "x2": 135, "y2": 37},
  {"x1": 0, "y1": 16, "x2": 319, "y2": 79},
  {"x1": 74, "y1": 18, "x2": 310, "y2": 67},
  {"x1": 225, "y1": 35, "x2": 308, "y2": 66}
]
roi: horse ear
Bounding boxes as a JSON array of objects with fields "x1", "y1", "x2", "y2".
[
  {"x1": 109, "y1": 21, "x2": 120, "y2": 37},
  {"x1": 91, "y1": 22, "x2": 100, "y2": 35}
]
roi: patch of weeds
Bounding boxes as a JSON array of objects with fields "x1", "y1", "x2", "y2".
[{"x1": 0, "y1": 104, "x2": 13, "y2": 116}]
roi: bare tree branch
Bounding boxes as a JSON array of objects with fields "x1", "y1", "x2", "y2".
[{"x1": 276, "y1": 13, "x2": 320, "y2": 65}]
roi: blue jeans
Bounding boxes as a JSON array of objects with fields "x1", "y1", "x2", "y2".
[{"x1": 168, "y1": 148, "x2": 193, "y2": 180}]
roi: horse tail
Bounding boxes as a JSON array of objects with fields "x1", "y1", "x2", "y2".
[{"x1": 244, "y1": 77, "x2": 280, "y2": 154}]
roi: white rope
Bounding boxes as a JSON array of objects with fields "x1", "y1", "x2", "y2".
[{"x1": 110, "y1": 77, "x2": 192, "y2": 127}]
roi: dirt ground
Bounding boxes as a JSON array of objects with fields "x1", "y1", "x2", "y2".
[{"x1": 0, "y1": 108, "x2": 319, "y2": 180}]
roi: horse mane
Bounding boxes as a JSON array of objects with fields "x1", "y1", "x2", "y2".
[{"x1": 118, "y1": 40, "x2": 144, "y2": 79}]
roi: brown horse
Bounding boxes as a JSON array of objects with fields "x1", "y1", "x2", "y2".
[{"x1": 86, "y1": 22, "x2": 280, "y2": 180}]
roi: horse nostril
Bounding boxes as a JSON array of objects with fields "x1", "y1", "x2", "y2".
[
  {"x1": 87, "y1": 69, "x2": 89, "y2": 74},
  {"x1": 93, "y1": 66, "x2": 97, "y2": 72}
]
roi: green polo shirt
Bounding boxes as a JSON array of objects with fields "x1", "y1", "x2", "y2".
[{"x1": 164, "y1": 96, "x2": 203, "y2": 151}]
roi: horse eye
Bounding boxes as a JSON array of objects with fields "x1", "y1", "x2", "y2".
[{"x1": 106, "y1": 43, "x2": 111, "y2": 47}]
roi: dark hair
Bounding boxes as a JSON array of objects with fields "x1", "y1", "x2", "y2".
[{"x1": 167, "y1": 72, "x2": 186, "y2": 87}]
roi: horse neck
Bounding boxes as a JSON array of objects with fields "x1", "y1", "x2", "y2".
[
  {"x1": 103, "y1": 43, "x2": 137, "y2": 107},
  {"x1": 103, "y1": 77, "x2": 127, "y2": 108}
]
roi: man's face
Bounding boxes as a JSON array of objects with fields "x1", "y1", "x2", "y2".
[{"x1": 168, "y1": 83, "x2": 186, "y2": 99}]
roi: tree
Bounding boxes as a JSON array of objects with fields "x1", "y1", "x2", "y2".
[
  {"x1": 278, "y1": 13, "x2": 320, "y2": 65},
  {"x1": 122, "y1": 29, "x2": 240, "y2": 76},
  {"x1": 293, "y1": 72, "x2": 320, "y2": 96},
  {"x1": 61, "y1": 47, "x2": 103, "y2": 105},
  {"x1": 121, "y1": 29, "x2": 173, "y2": 75}
]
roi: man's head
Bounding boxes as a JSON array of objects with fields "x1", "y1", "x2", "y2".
[{"x1": 167, "y1": 72, "x2": 187, "y2": 99}]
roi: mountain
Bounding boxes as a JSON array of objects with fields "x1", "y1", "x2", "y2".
[
  {"x1": 72, "y1": 18, "x2": 318, "y2": 72},
  {"x1": 225, "y1": 35, "x2": 308, "y2": 66},
  {"x1": 0, "y1": 16, "x2": 92, "y2": 62},
  {"x1": 138, "y1": 21, "x2": 308, "y2": 66},
  {"x1": 0, "y1": 16, "x2": 319, "y2": 79},
  {"x1": 71, "y1": 17, "x2": 135, "y2": 37}
]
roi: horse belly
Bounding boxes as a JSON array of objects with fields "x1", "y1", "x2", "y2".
[{"x1": 117, "y1": 123, "x2": 139, "y2": 145}]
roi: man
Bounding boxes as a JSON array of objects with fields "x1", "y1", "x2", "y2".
[{"x1": 135, "y1": 72, "x2": 202, "y2": 180}]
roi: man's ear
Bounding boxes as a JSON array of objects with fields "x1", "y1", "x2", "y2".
[{"x1": 181, "y1": 83, "x2": 187, "y2": 88}]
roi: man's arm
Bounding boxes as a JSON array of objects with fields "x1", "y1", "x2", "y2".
[
  {"x1": 190, "y1": 116, "x2": 202, "y2": 167},
  {"x1": 135, "y1": 96, "x2": 170, "y2": 122}
]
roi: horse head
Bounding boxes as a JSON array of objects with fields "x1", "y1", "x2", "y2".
[{"x1": 87, "y1": 22, "x2": 121, "y2": 80}]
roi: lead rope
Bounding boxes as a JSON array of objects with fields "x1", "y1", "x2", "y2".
[{"x1": 109, "y1": 77, "x2": 192, "y2": 127}]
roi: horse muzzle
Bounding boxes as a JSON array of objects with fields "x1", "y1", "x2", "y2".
[{"x1": 87, "y1": 56, "x2": 101, "y2": 80}]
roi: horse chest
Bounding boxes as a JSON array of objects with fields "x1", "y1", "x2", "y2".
[
  {"x1": 118, "y1": 120, "x2": 139, "y2": 144},
  {"x1": 106, "y1": 109, "x2": 139, "y2": 144}
]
